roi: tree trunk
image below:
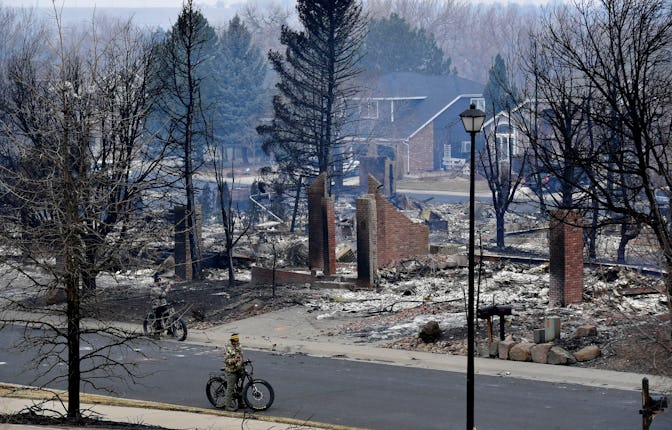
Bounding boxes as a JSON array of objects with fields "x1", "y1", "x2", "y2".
[
  {"x1": 496, "y1": 210, "x2": 505, "y2": 249},
  {"x1": 185, "y1": 155, "x2": 202, "y2": 279},
  {"x1": 617, "y1": 222, "x2": 639, "y2": 264},
  {"x1": 227, "y1": 245, "x2": 235, "y2": 288},
  {"x1": 290, "y1": 177, "x2": 302, "y2": 233},
  {"x1": 66, "y1": 273, "x2": 81, "y2": 419},
  {"x1": 666, "y1": 261, "x2": 672, "y2": 339},
  {"x1": 587, "y1": 205, "x2": 598, "y2": 260}
]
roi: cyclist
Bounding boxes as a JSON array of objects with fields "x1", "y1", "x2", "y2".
[
  {"x1": 224, "y1": 333, "x2": 244, "y2": 411},
  {"x1": 150, "y1": 273, "x2": 171, "y2": 328}
]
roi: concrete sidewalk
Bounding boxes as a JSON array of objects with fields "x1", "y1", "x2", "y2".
[
  {"x1": 191, "y1": 306, "x2": 672, "y2": 393},
  {"x1": 0, "y1": 384, "x2": 352, "y2": 430},
  {"x1": 3, "y1": 305, "x2": 672, "y2": 430}
]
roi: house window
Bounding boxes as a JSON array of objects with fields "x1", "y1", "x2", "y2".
[
  {"x1": 495, "y1": 130, "x2": 519, "y2": 157},
  {"x1": 361, "y1": 100, "x2": 379, "y2": 119},
  {"x1": 496, "y1": 135, "x2": 511, "y2": 159},
  {"x1": 470, "y1": 97, "x2": 485, "y2": 112}
]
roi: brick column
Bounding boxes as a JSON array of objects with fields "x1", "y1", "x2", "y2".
[
  {"x1": 307, "y1": 173, "x2": 336, "y2": 275},
  {"x1": 549, "y1": 210, "x2": 584, "y2": 306},
  {"x1": 356, "y1": 195, "x2": 377, "y2": 287},
  {"x1": 322, "y1": 196, "x2": 336, "y2": 275},
  {"x1": 307, "y1": 176, "x2": 325, "y2": 271}
]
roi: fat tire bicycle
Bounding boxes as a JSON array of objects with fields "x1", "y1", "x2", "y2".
[
  {"x1": 142, "y1": 302, "x2": 189, "y2": 341},
  {"x1": 205, "y1": 359, "x2": 274, "y2": 411}
]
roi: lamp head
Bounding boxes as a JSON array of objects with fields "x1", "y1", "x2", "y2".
[{"x1": 459, "y1": 103, "x2": 486, "y2": 133}]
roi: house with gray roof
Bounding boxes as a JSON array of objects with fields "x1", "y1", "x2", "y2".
[{"x1": 344, "y1": 72, "x2": 485, "y2": 180}]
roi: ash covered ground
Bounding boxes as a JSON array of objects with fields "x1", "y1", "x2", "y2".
[
  {"x1": 83, "y1": 190, "x2": 672, "y2": 379},
  {"x1": 4, "y1": 188, "x2": 672, "y2": 379}
]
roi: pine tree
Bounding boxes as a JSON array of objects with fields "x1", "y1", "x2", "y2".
[
  {"x1": 210, "y1": 15, "x2": 267, "y2": 165},
  {"x1": 483, "y1": 54, "x2": 516, "y2": 116},
  {"x1": 362, "y1": 13, "x2": 453, "y2": 75},
  {"x1": 258, "y1": 0, "x2": 366, "y2": 203}
]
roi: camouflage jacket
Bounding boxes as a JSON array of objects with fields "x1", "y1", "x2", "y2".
[{"x1": 224, "y1": 343, "x2": 243, "y2": 373}]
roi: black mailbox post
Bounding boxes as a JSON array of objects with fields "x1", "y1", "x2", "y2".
[{"x1": 477, "y1": 305, "x2": 513, "y2": 342}]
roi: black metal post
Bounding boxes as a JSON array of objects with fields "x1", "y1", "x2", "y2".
[{"x1": 467, "y1": 129, "x2": 476, "y2": 430}]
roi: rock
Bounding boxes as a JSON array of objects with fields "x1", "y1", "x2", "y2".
[
  {"x1": 477, "y1": 341, "x2": 490, "y2": 357},
  {"x1": 531, "y1": 343, "x2": 553, "y2": 364},
  {"x1": 418, "y1": 320, "x2": 442, "y2": 343},
  {"x1": 548, "y1": 346, "x2": 575, "y2": 365},
  {"x1": 574, "y1": 325, "x2": 598, "y2": 338},
  {"x1": 498, "y1": 340, "x2": 516, "y2": 360},
  {"x1": 46, "y1": 287, "x2": 66, "y2": 305},
  {"x1": 509, "y1": 342, "x2": 534, "y2": 362},
  {"x1": 574, "y1": 344, "x2": 602, "y2": 362},
  {"x1": 488, "y1": 340, "x2": 500, "y2": 358}
]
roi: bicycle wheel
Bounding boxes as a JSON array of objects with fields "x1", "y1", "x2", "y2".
[
  {"x1": 168, "y1": 318, "x2": 187, "y2": 341},
  {"x1": 206, "y1": 377, "x2": 237, "y2": 409},
  {"x1": 243, "y1": 379, "x2": 274, "y2": 411},
  {"x1": 142, "y1": 313, "x2": 154, "y2": 336}
]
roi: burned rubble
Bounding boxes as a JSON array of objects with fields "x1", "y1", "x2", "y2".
[{"x1": 7, "y1": 184, "x2": 670, "y2": 379}]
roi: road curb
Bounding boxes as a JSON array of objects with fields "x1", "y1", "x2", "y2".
[{"x1": 0, "y1": 383, "x2": 366, "y2": 430}]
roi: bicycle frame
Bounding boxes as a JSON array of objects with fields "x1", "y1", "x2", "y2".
[
  {"x1": 146, "y1": 302, "x2": 191, "y2": 331},
  {"x1": 206, "y1": 359, "x2": 274, "y2": 411}
]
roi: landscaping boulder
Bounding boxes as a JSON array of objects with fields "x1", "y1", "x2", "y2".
[
  {"x1": 531, "y1": 343, "x2": 553, "y2": 364},
  {"x1": 547, "y1": 346, "x2": 575, "y2": 365},
  {"x1": 574, "y1": 344, "x2": 601, "y2": 362},
  {"x1": 418, "y1": 320, "x2": 442, "y2": 343},
  {"x1": 509, "y1": 342, "x2": 534, "y2": 362},
  {"x1": 574, "y1": 325, "x2": 598, "y2": 338},
  {"x1": 498, "y1": 339, "x2": 516, "y2": 360}
]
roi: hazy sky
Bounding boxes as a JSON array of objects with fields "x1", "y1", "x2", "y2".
[{"x1": 4, "y1": 0, "x2": 556, "y2": 7}]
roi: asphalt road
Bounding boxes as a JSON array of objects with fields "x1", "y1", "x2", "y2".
[{"x1": 0, "y1": 325, "x2": 647, "y2": 430}]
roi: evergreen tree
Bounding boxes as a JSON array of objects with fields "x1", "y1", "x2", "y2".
[
  {"x1": 210, "y1": 15, "x2": 267, "y2": 165},
  {"x1": 258, "y1": 0, "x2": 366, "y2": 204},
  {"x1": 362, "y1": 13, "x2": 453, "y2": 75},
  {"x1": 483, "y1": 54, "x2": 517, "y2": 116}
]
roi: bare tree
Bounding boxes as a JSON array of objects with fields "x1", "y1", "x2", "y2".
[
  {"x1": 480, "y1": 108, "x2": 528, "y2": 249},
  {"x1": 154, "y1": 0, "x2": 217, "y2": 280},
  {"x1": 0, "y1": 11, "x2": 168, "y2": 419},
  {"x1": 478, "y1": 54, "x2": 529, "y2": 249},
  {"x1": 239, "y1": 1, "x2": 294, "y2": 57},
  {"x1": 522, "y1": 0, "x2": 672, "y2": 325},
  {"x1": 208, "y1": 152, "x2": 251, "y2": 288}
]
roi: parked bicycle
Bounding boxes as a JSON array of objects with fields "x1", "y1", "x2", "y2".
[
  {"x1": 206, "y1": 359, "x2": 274, "y2": 411},
  {"x1": 142, "y1": 302, "x2": 189, "y2": 341}
]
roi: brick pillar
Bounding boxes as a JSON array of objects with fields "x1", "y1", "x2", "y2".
[
  {"x1": 308, "y1": 174, "x2": 326, "y2": 271},
  {"x1": 307, "y1": 173, "x2": 336, "y2": 275},
  {"x1": 356, "y1": 195, "x2": 377, "y2": 287},
  {"x1": 174, "y1": 205, "x2": 202, "y2": 281},
  {"x1": 549, "y1": 210, "x2": 584, "y2": 306},
  {"x1": 322, "y1": 196, "x2": 336, "y2": 275}
]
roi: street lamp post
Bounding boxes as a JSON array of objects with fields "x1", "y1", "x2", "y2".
[{"x1": 459, "y1": 103, "x2": 486, "y2": 430}]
